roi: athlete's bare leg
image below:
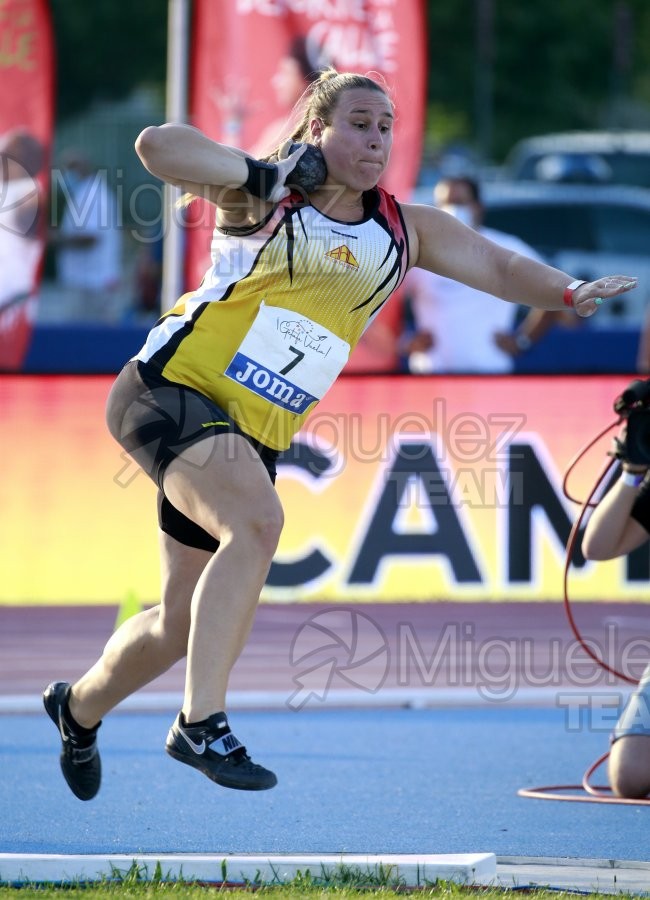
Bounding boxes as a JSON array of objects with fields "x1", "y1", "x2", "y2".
[
  {"x1": 162, "y1": 432, "x2": 284, "y2": 722},
  {"x1": 68, "y1": 533, "x2": 212, "y2": 728}
]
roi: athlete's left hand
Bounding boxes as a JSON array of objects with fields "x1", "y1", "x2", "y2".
[{"x1": 572, "y1": 275, "x2": 638, "y2": 318}]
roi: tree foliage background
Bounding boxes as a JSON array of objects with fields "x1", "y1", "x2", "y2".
[
  {"x1": 426, "y1": 0, "x2": 650, "y2": 159},
  {"x1": 50, "y1": 0, "x2": 650, "y2": 163},
  {"x1": 50, "y1": 0, "x2": 167, "y2": 120}
]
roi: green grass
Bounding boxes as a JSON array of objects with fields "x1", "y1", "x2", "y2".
[
  {"x1": 0, "y1": 866, "x2": 647, "y2": 900},
  {"x1": 0, "y1": 886, "x2": 642, "y2": 899},
  {"x1": 0, "y1": 888, "x2": 636, "y2": 899}
]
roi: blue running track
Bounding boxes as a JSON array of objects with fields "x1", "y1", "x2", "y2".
[{"x1": 1, "y1": 705, "x2": 646, "y2": 860}]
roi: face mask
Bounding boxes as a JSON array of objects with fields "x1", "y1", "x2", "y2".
[{"x1": 442, "y1": 203, "x2": 475, "y2": 228}]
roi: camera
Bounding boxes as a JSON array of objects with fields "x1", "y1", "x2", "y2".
[{"x1": 614, "y1": 378, "x2": 650, "y2": 465}]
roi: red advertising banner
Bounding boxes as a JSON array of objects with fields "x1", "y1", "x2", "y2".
[
  {"x1": 186, "y1": 0, "x2": 426, "y2": 370},
  {"x1": 0, "y1": 0, "x2": 54, "y2": 370}
]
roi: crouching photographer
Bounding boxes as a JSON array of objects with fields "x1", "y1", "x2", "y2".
[{"x1": 582, "y1": 378, "x2": 650, "y2": 798}]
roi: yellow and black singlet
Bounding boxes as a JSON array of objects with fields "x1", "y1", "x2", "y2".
[{"x1": 136, "y1": 186, "x2": 409, "y2": 450}]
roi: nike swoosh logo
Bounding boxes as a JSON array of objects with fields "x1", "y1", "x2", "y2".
[
  {"x1": 179, "y1": 726, "x2": 206, "y2": 754},
  {"x1": 57, "y1": 704, "x2": 69, "y2": 744}
]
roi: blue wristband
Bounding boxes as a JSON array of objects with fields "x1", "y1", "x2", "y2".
[{"x1": 623, "y1": 470, "x2": 646, "y2": 488}]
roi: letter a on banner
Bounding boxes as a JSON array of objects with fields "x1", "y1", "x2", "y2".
[
  {"x1": 0, "y1": 0, "x2": 54, "y2": 371},
  {"x1": 186, "y1": 0, "x2": 426, "y2": 369}
]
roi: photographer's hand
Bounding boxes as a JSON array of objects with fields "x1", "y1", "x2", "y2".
[
  {"x1": 583, "y1": 428, "x2": 649, "y2": 560},
  {"x1": 570, "y1": 276, "x2": 638, "y2": 318},
  {"x1": 611, "y1": 427, "x2": 648, "y2": 474}
]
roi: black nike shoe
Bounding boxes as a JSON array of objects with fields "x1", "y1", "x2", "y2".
[
  {"x1": 43, "y1": 682, "x2": 101, "y2": 801},
  {"x1": 165, "y1": 712, "x2": 277, "y2": 791}
]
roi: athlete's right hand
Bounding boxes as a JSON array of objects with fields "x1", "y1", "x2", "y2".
[
  {"x1": 270, "y1": 141, "x2": 329, "y2": 201},
  {"x1": 269, "y1": 143, "x2": 309, "y2": 202}
]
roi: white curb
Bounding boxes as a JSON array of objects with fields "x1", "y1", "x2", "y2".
[{"x1": 0, "y1": 852, "x2": 497, "y2": 887}]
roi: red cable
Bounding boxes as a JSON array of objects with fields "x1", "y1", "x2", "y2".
[
  {"x1": 562, "y1": 428, "x2": 637, "y2": 685},
  {"x1": 582, "y1": 749, "x2": 612, "y2": 797},
  {"x1": 518, "y1": 751, "x2": 650, "y2": 805},
  {"x1": 561, "y1": 417, "x2": 622, "y2": 507},
  {"x1": 519, "y1": 416, "x2": 648, "y2": 804}
]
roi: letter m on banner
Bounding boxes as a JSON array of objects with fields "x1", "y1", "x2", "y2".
[
  {"x1": 185, "y1": 0, "x2": 427, "y2": 366},
  {"x1": 0, "y1": 0, "x2": 54, "y2": 371}
]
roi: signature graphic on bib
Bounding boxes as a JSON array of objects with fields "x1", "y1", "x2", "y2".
[
  {"x1": 225, "y1": 303, "x2": 350, "y2": 414},
  {"x1": 278, "y1": 318, "x2": 332, "y2": 356}
]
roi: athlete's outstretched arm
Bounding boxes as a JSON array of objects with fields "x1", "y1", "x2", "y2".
[{"x1": 402, "y1": 202, "x2": 637, "y2": 317}]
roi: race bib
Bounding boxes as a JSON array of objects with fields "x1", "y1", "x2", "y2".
[{"x1": 225, "y1": 302, "x2": 350, "y2": 414}]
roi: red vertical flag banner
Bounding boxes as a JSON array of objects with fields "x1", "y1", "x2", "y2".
[
  {"x1": 187, "y1": 0, "x2": 426, "y2": 371},
  {"x1": 0, "y1": 0, "x2": 54, "y2": 371}
]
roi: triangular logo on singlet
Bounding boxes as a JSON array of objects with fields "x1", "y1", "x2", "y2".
[{"x1": 325, "y1": 245, "x2": 359, "y2": 269}]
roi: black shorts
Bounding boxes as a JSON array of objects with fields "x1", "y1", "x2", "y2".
[{"x1": 106, "y1": 359, "x2": 278, "y2": 552}]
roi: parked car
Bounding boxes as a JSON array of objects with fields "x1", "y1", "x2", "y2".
[
  {"x1": 503, "y1": 131, "x2": 650, "y2": 188},
  {"x1": 481, "y1": 182, "x2": 650, "y2": 328}
]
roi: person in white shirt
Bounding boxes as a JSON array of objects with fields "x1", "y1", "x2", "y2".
[
  {"x1": 0, "y1": 129, "x2": 46, "y2": 369},
  {"x1": 403, "y1": 176, "x2": 568, "y2": 373},
  {"x1": 0, "y1": 129, "x2": 44, "y2": 311},
  {"x1": 52, "y1": 151, "x2": 122, "y2": 321}
]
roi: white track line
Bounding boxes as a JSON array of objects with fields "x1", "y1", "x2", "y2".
[{"x1": 0, "y1": 685, "x2": 630, "y2": 715}]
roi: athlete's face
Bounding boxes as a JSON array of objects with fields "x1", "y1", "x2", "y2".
[{"x1": 311, "y1": 88, "x2": 394, "y2": 192}]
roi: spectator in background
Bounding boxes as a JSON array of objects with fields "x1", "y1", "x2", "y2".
[
  {"x1": 402, "y1": 176, "x2": 571, "y2": 373},
  {"x1": 0, "y1": 129, "x2": 46, "y2": 370},
  {"x1": 0, "y1": 129, "x2": 45, "y2": 311},
  {"x1": 636, "y1": 308, "x2": 650, "y2": 374},
  {"x1": 50, "y1": 150, "x2": 122, "y2": 322},
  {"x1": 129, "y1": 229, "x2": 163, "y2": 324}
]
